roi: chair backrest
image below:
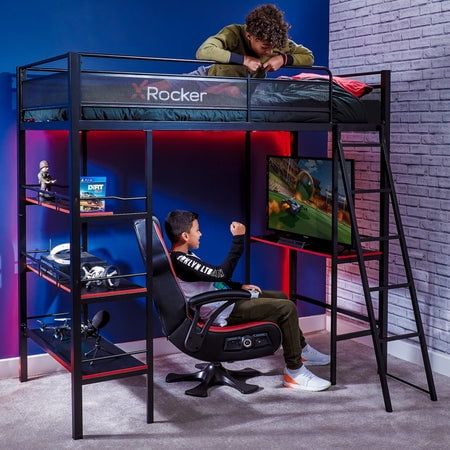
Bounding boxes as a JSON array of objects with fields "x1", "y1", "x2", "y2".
[{"x1": 134, "y1": 218, "x2": 188, "y2": 337}]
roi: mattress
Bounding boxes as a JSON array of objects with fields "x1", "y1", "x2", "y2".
[{"x1": 22, "y1": 73, "x2": 378, "y2": 124}]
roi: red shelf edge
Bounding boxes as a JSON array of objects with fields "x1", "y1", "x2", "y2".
[
  {"x1": 44, "y1": 347, "x2": 72, "y2": 373},
  {"x1": 26, "y1": 264, "x2": 147, "y2": 298},
  {"x1": 82, "y1": 364, "x2": 148, "y2": 381},
  {"x1": 27, "y1": 264, "x2": 71, "y2": 292},
  {"x1": 250, "y1": 236, "x2": 383, "y2": 260},
  {"x1": 25, "y1": 197, "x2": 114, "y2": 216},
  {"x1": 81, "y1": 287, "x2": 147, "y2": 299},
  {"x1": 28, "y1": 329, "x2": 147, "y2": 380}
]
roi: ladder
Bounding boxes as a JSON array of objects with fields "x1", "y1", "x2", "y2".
[{"x1": 330, "y1": 123, "x2": 437, "y2": 412}]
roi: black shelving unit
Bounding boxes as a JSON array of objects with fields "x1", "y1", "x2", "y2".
[{"x1": 17, "y1": 54, "x2": 154, "y2": 439}]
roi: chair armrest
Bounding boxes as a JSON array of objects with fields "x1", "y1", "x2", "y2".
[
  {"x1": 184, "y1": 289, "x2": 251, "y2": 353},
  {"x1": 188, "y1": 289, "x2": 251, "y2": 307}
]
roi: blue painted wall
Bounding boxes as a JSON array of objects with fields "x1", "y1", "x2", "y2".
[{"x1": 0, "y1": 0, "x2": 329, "y2": 359}]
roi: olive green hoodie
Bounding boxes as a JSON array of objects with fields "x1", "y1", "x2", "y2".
[{"x1": 196, "y1": 24, "x2": 314, "y2": 78}]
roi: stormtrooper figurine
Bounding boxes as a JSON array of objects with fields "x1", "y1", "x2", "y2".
[{"x1": 38, "y1": 160, "x2": 56, "y2": 200}]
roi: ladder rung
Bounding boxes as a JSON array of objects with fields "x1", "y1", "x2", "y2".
[
  {"x1": 381, "y1": 332, "x2": 419, "y2": 342},
  {"x1": 360, "y1": 234, "x2": 399, "y2": 242},
  {"x1": 353, "y1": 188, "x2": 391, "y2": 194},
  {"x1": 337, "y1": 329, "x2": 372, "y2": 341},
  {"x1": 369, "y1": 283, "x2": 410, "y2": 292},
  {"x1": 340, "y1": 142, "x2": 380, "y2": 147},
  {"x1": 336, "y1": 252, "x2": 383, "y2": 264}
]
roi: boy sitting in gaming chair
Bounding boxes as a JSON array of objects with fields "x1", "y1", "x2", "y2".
[{"x1": 165, "y1": 210, "x2": 331, "y2": 392}]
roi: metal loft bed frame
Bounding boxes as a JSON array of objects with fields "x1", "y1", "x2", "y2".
[{"x1": 17, "y1": 52, "x2": 436, "y2": 440}]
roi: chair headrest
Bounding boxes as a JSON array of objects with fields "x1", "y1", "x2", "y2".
[
  {"x1": 134, "y1": 217, "x2": 161, "y2": 262},
  {"x1": 133, "y1": 217, "x2": 178, "y2": 277},
  {"x1": 133, "y1": 216, "x2": 188, "y2": 337},
  {"x1": 152, "y1": 216, "x2": 161, "y2": 230}
]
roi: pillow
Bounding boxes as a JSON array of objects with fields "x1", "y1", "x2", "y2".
[{"x1": 289, "y1": 73, "x2": 373, "y2": 98}]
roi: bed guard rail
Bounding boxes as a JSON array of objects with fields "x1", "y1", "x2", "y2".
[{"x1": 20, "y1": 52, "x2": 379, "y2": 124}]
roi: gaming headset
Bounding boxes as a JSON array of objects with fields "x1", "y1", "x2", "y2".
[
  {"x1": 49, "y1": 243, "x2": 71, "y2": 265},
  {"x1": 49, "y1": 243, "x2": 120, "y2": 289}
]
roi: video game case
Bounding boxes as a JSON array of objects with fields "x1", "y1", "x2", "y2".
[{"x1": 80, "y1": 176, "x2": 107, "y2": 212}]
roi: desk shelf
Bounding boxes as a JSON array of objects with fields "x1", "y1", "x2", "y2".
[{"x1": 251, "y1": 235, "x2": 383, "y2": 262}]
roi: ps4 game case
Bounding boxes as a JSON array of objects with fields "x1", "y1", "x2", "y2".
[{"x1": 80, "y1": 176, "x2": 107, "y2": 212}]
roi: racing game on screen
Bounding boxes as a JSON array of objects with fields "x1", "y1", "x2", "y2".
[{"x1": 267, "y1": 156, "x2": 353, "y2": 246}]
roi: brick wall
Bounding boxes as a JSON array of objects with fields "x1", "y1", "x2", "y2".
[{"x1": 328, "y1": 0, "x2": 450, "y2": 355}]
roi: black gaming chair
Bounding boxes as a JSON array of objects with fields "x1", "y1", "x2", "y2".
[{"x1": 134, "y1": 218, "x2": 282, "y2": 397}]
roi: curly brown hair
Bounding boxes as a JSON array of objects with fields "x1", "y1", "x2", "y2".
[{"x1": 245, "y1": 4, "x2": 290, "y2": 49}]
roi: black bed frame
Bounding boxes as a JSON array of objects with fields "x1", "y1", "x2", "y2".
[{"x1": 16, "y1": 52, "x2": 436, "y2": 439}]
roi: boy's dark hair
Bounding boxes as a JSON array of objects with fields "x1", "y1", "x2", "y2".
[
  {"x1": 165, "y1": 210, "x2": 199, "y2": 244},
  {"x1": 245, "y1": 4, "x2": 290, "y2": 49}
]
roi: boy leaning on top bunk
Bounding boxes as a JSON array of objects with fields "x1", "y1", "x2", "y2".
[
  {"x1": 194, "y1": 4, "x2": 314, "y2": 78},
  {"x1": 165, "y1": 210, "x2": 331, "y2": 392},
  {"x1": 147, "y1": 5, "x2": 313, "y2": 99}
]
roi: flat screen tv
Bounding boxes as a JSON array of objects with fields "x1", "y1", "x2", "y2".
[{"x1": 267, "y1": 156, "x2": 354, "y2": 248}]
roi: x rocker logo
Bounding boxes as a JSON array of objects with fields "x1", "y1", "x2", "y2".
[
  {"x1": 131, "y1": 80, "x2": 208, "y2": 102},
  {"x1": 131, "y1": 80, "x2": 149, "y2": 100}
]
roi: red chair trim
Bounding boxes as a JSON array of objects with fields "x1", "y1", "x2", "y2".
[{"x1": 199, "y1": 321, "x2": 277, "y2": 333}]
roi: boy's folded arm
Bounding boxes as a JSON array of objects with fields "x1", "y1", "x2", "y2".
[{"x1": 196, "y1": 26, "x2": 242, "y2": 64}]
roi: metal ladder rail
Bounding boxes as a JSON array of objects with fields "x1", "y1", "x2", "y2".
[
  {"x1": 378, "y1": 125, "x2": 437, "y2": 401},
  {"x1": 334, "y1": 125, "x2": 393, "y2": 412}
]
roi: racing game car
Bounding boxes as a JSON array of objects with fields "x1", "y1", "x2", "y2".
[{"x1": 281, "y1": 197, "x2": 304, "y2": 215}]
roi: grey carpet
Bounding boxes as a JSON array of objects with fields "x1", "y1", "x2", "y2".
[{"x1": 1, "y1": 332, "x2": 449, "y2": 449}]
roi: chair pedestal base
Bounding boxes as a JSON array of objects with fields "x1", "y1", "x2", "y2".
[{"x1": 166, "y1": 362, "x2": 261, "y2": 397}]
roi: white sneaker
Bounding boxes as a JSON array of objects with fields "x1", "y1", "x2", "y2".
[
  {"x1": 283, "y1": 366, "x2": 331, "y2": 392},
  {"x1": 301, "y1": 344, "x2": 330, "y2": 366}
]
